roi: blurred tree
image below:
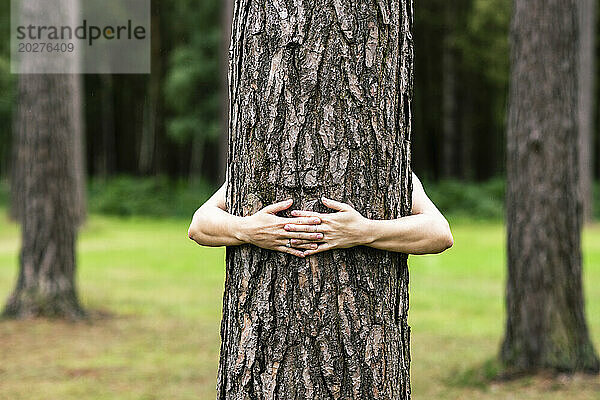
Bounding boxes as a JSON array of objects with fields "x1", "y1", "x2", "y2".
[
  {"x1": 4, "y1": 0, "x2": 86, "y2": 319},
  {"x1": 441, "y1": 1, "x2": 460, "y2": 178},
  {"x1": 218, "y1": 1, "x2": 413, "y2": 398},
  {"x1": 579, "y1": 0, "x2": 596, "y2": 223},
  {"x1": 502, "y1": 0, "x2": 599, "y2": 373}
]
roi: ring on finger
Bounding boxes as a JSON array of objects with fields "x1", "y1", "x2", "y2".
[{"x1": 286, "y1": 238, "x2": 292, "y2": 248}]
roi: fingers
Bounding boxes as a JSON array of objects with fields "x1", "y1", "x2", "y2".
[
  {"x1": 290, "y1": 238, "x2": 319, "y2": 247},
  {"x1": 321, "y1": 197, "x2": 349, "y2": 211},
  {"x1": 291, "y1": 242, "x2": 319, "y2": 250},
  {"x1": 277, "y1": 245, "x2": 306, "y2": 258},
  {"x1": 284, "y1": 223, "x2": 321, "y2": 233},
  {"x1": 290, "y1": 210, "x2": 323, "y2": 218},
  {"x1": 262, "y1": 199, "x2": 293, "y2": 214},
  {"x1": 288, "y1": 216, "x2": 322, "y2": 225},
  {"x1": 289, "y1": 198, "x2": 351, "y2": 216},
  {"x1": 303, "y1": 242, "x2": 333, "y2": 256},
  {"x1": 285, "y1": 232, "x2": 324, "y2": 241}
]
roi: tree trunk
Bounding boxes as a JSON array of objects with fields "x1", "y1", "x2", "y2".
[
  {"x1": 3, "y1": 73, "x2": 86, "y2": 320},
  {"x1": 218, "y1": 0, "x2": 414, "y2": 398},
  {"x1": 4, "y1": 0, "x2": 86, "y2": 320},
  {"x1": 442, "y1": 3, "x2": 459, "y2": 179},
  {"x1": 139, "y1": 5, "x2": 162, "y2": 175},
  {"x1": 502, "y1": 0, "x2": 599, "y2": 373},
  {"x1": 578, "y1": 0, "x2": 596, "y2": 223},
  {"x1": 98, "y1": 75, "x2": 117, "y2": 178}
]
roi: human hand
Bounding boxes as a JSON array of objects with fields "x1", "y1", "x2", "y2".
[
  {"x1": 286, "y1": 197, "x2": 370, "y2": 256},
  {"x1": 240, "y1": 199, "x2": 324, "y2": 257}
]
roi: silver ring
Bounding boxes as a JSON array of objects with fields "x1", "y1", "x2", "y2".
[{"x1": 286, "y1": 239, "x2": 292, "y2": 248}]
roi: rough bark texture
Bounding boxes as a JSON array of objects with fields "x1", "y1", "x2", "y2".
[
  {"x1": 578, "y1": 0, "x2": 596, "y2": 223},
  {"x1": 218, "y1": 0, "x2": 414, "y2": 398},
  {"x1": 4, "y1": 0, "x2": 86, "y2": 320},
  {"x1": 502, "y1": 0, "x2": 600, "y2": 373}
]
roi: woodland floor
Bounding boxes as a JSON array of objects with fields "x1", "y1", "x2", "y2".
[{"x1": 0, "y1": 211, "x2": 599, "y2": 399}]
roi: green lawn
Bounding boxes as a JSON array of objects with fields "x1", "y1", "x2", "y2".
[{"x1": 0, "y1": 211, "x2": 599, "y2": 399}]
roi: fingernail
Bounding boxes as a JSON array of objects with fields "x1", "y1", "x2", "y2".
[
  {"x1": 284, "y1": 225, "x2": 290, "y2": 230},
  {"x1": 317, "y1": 233, "x2": 323, "y2": 239},
  {"x1": 312, "y1": 244, "x2": 318, "y2": 249},
  {"x1": 290, "y1": 239, "x2": 296, "y2": 245},
  {"x1": 287, "y1": 199, "x2": 293, "y2": 203},
  {"x1": 314, "y1": 219, "x2": 320, "y2": 224}
]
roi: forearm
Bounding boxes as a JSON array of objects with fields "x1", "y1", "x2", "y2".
[
  {"x1": 188, "y1": 206, "x2": 247, "y2": 247},
  {"x1": 363, "y1": 214, "x2": 453, "y2": 255}
]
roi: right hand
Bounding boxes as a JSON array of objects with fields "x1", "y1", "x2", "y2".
[{"x1": 239, "y1": 199, "x2": 323, "y2": 257}]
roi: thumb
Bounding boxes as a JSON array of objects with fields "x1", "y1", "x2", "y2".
[
  {"x1": 322, "y1": 197, "x2": 349, "y2": 212},
  {"x1": 262, "y1": 199, "x2": 293, "y2": 214}
]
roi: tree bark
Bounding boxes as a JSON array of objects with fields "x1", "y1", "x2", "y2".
[
  {"x1": 578, "y1": 0, "x2": 596, "y2": 223},
  {"x1": 4, "y1": 0, "x2": 86, "y2": 320},
  {"x1": 218, "y1": 1, "x2": 414, "y2": 398},
  {"x1": 502, "y1": 0, "x2": 599, "y2": 373}
]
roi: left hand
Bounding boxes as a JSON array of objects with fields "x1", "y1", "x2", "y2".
[{"x1": 285, "y1": 197, "x2": 370, "y2": 256}]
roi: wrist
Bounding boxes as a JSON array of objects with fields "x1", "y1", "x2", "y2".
[
  {"x1": 234, "y1": 216, "x2": 252, "y2": 245},
  {"x1": 361, "y1": 217, "x2": 377, "y2": 246}
]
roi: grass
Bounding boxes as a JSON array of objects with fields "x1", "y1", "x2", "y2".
[{"x1": 0, "y1": 210, "x2": 599, "y2": 399}]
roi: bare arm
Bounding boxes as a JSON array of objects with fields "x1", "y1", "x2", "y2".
[
  {"x1": 187, "y1": 181, "x2": 323, "y2": 257},
  {"x1": 187, "y1": 183, "x2": 246, "y2": 247},
  {"x1": 361, "y1": 173, "x2": 454, "y2": 254},
  {"x1": 286, "y1": 173, "x2": 454, "y2": 255}
]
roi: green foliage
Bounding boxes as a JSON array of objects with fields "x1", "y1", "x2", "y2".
[
  {"x1": 88, "y1": 177, "x2": 507, "y2": 220},
  {"x1": 2, "y1": 177, "x2": 598, "y2": 221},
  {"x1": 87, "y1": 176, "x2": 215, "y2": 218},
  {"x1": 163, "y1": 0, "x2": 221, "y2": 147},
  {"x1": 424, "y1": 178, "x2": 506, "y2": 220},
  {"x1": 458, "y1": 0, "x2": 511, "y2": 132},
  {"x1": 458, "y1": 0, "x2": 511, "y2": 87}
]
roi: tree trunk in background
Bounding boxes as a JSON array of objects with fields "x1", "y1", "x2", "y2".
[
  {"x1": 218, "y1": 0, "x2": 414, "y2": 398},
  {"x1": 139, "y1": 4, "x2": 162, "y2": 175},
  {"x1": 502, "y1": 0, "x2": 599, "y2": 373},
  {"x1": 4, "y1": 74, "x2": 86, "y2": 319},
  {"x1": 188, "y1": 133, "x2": 206, "y2": 185},
  {"x1": 98, "y1": 74, "x2": 116, "y2": 178},
  {"x1": 578, "y1": 0, "x2": 596, "y2": 223},
  {"x1": 4, "y1": 0, "x2": 86, "y2": 320},
  {"x1": 219, "y1": 0, "x2": 234, "y2": 185},
  {"x1": 442, "y1": 3, "x2": 459, "y2": 179}
]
